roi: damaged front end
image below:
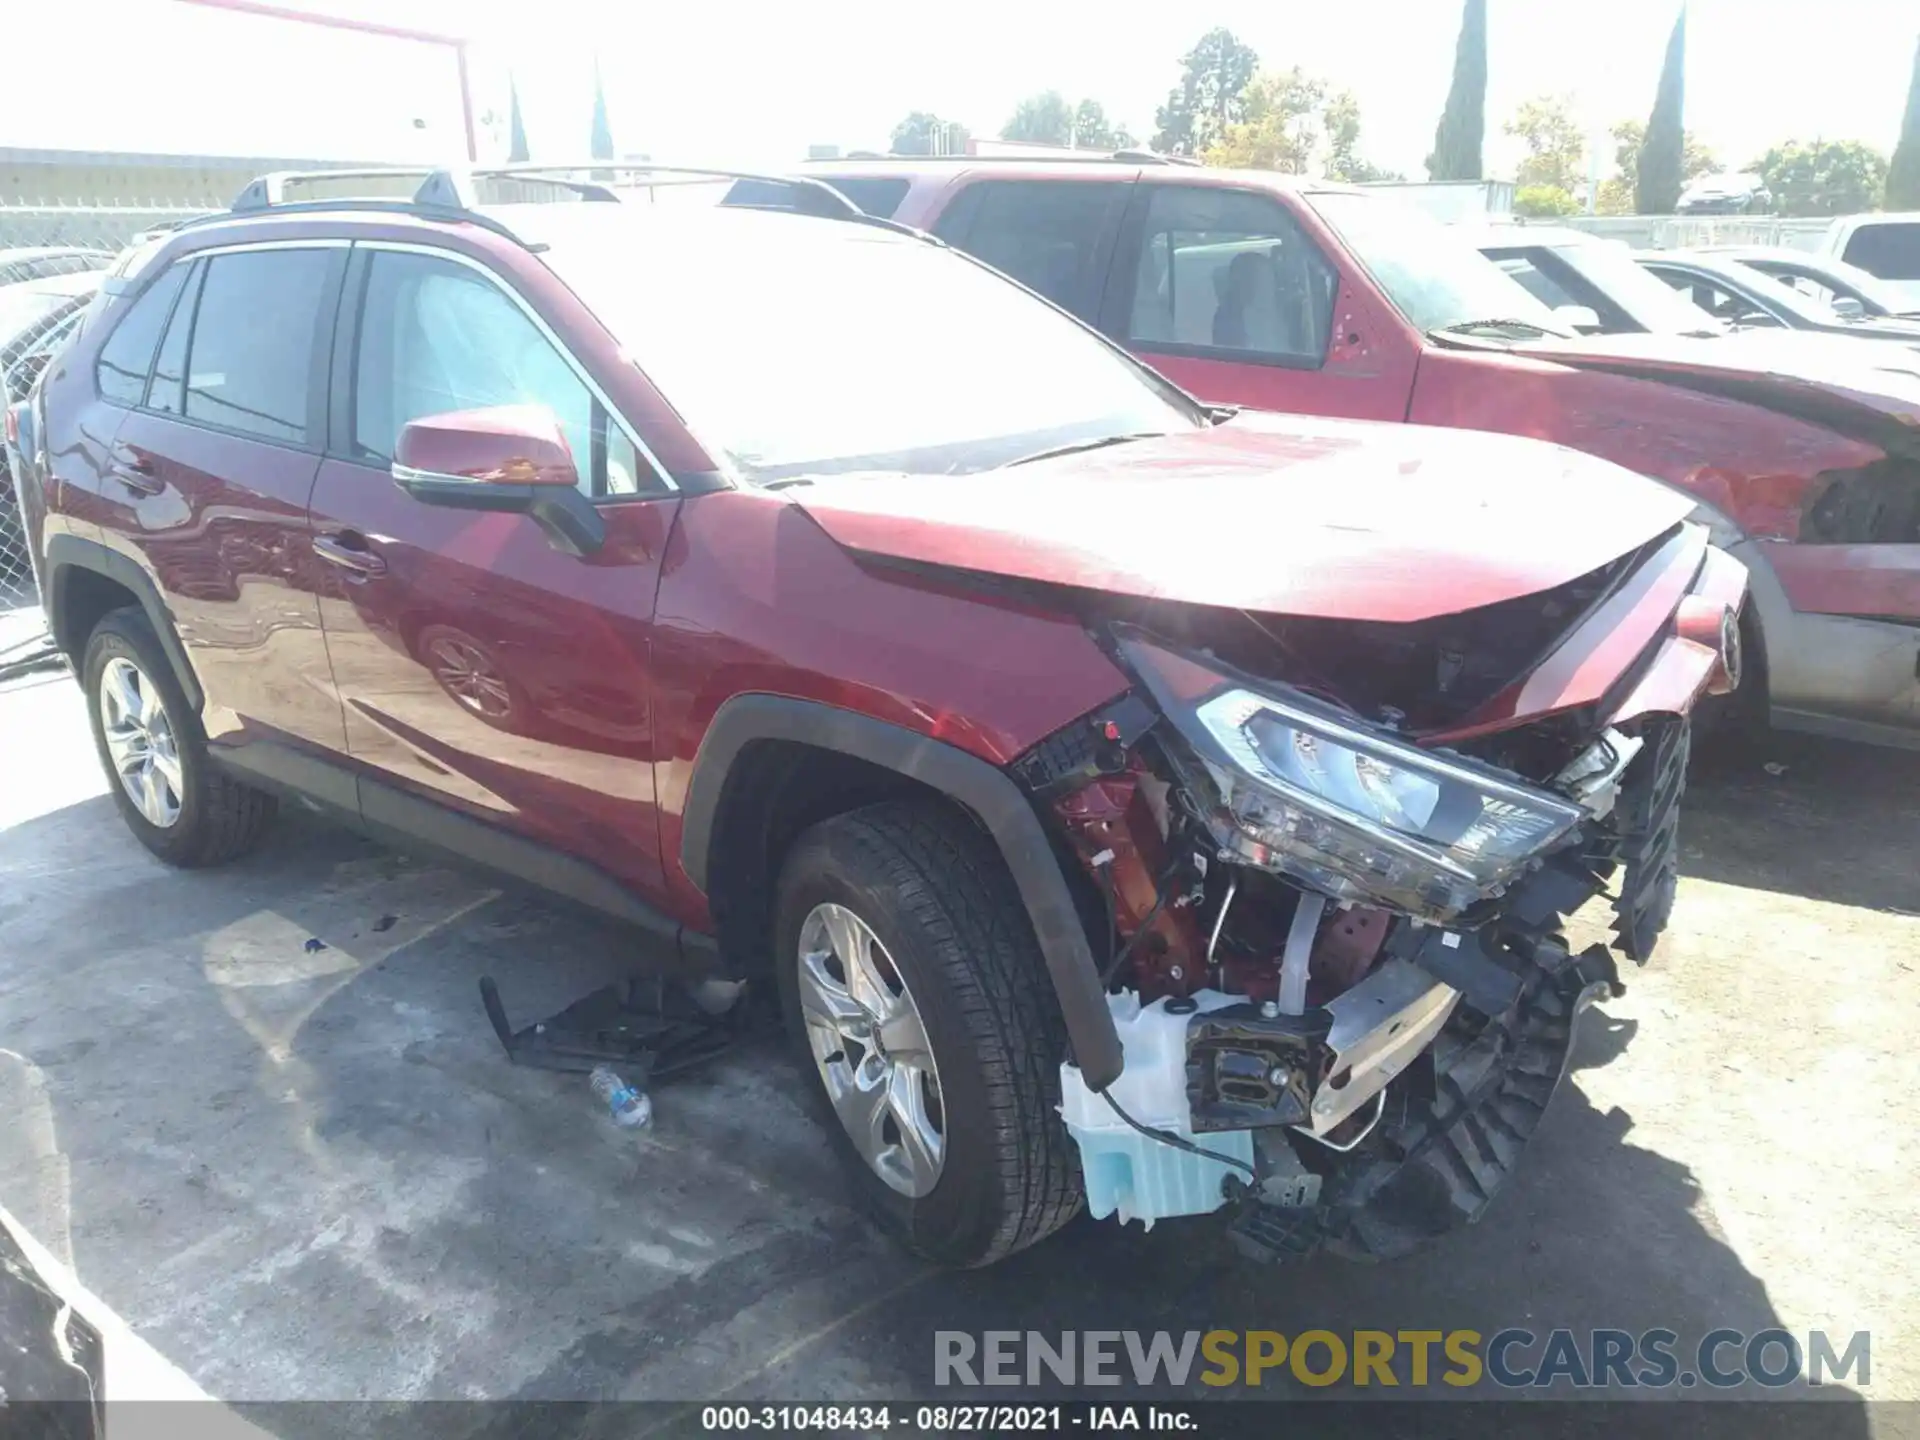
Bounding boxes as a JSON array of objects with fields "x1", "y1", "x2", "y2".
[{"x1": 1021, "y1": 527, "x2": 1742, "y2": 1263}]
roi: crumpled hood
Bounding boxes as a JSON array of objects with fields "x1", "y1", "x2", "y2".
[
  {"x1": 789, "y1": 413, "x2": 1692, "y2": 624},
  {"x1": 1517, "y1": 330, "x2": 1920, "y2": 431}
]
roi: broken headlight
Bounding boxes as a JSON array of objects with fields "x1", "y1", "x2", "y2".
[{"x1": 1121, "y1": 632, "x2": 1585, "y2": 920}]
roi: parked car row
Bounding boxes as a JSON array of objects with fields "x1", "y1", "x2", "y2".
[{"x1": 0, "y1": 155, "x2": 1844, "y2": 1279}]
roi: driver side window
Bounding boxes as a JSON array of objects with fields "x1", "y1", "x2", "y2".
[
  {"x1": 1126, "y1": 186, "x2": 1336, "y2": 367},
  {"x1": 352, "y1": 250, "x2": 657, "y2": 497}
]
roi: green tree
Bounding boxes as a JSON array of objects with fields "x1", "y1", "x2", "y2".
[
  {"x1": 1003, "y1": 90, "x2": 1074, "y2": 146},
  {"x1": 1206, "y1": 70, "x2": 1391, "y2": 181},
  {"x1": 1598, "y1": 118, "x2": 1716, "y2": 213},
  {"x1": 1505, "y1": 95, "x2": 1586, "y2": 193},
  {"x1": 1152, "y1": 27, "x2": 1259, "y2": 156},
  {"x1": 1427, "y1": 0, "x2": 1487, "y2": 181},
  {"x1": 589, "y1": 59, "x2": 614, "y2": 162},
  {"x1": 890, "y1": 112, "x2": 970, "y2": 156},
  {"x1": 1757, "y1": 140, "x2": 1890, "y2": 216},
  {"x1": 1890, "y1": 37, "x2": 1920, "y2": 208},
  {"x1": 1637, "y1": 6, "x2": 1688, "y2": 213},
  {"x1": 1514, "y1": 185, "x2": 1580, "y2": 217},
  {"x1": 1072, "y1": 99, "x2": 1135, "y2": 151},
  {"x1": 1322, "y1": 91, "x2": 1398, "y2": 182}
]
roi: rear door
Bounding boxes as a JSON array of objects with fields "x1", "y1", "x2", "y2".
[
  {"x1": 98, "y1": 241, "x2": 353, "y2": 775},
  {"x1": 927, "y1": 177, "x2": 1132, "y2": 323},
  {"x1": 1102, "y1": 183, "x2": 1410, "y2": 421},
  {"x1": 306, "y1": 242, "x2": 681, "y2": 898}
]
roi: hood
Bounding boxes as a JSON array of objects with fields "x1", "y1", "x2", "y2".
[
  {"x1": 1517, "y1": 329, "x2": 1920, "y2": 437},
  {"x1": 789, "y1": 414, "x2": 1692, "y2": 625}
]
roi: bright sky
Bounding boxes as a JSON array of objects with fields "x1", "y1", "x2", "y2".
[{"x1": 8, "y1": 0, "x2": 1918, "y2": 182}]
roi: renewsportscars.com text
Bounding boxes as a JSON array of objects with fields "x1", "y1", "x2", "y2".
[{"x1": 934, "y1": 1328, "x2": 1870, "y2": 1390}]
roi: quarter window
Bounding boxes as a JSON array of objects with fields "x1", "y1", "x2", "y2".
[
  {"x1": 95, "y1": 261, "x2": 190, "y2": 406},
  {"x1": 351, "y1": 250, "x2": 651, "y2": 498},
  {"x1": 1127, "y1": 187, "x2": 1335, "y2": 365},
  {"x1": 183, "y1": 249, "x2": 332, "y2": 444}
]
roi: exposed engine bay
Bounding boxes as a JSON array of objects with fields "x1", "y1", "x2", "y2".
[{"x1": 1017, "y1": 606, "x2": 1698, "y2": 1264}]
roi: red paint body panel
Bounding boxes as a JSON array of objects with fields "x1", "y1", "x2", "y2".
[
  {"x1": 1406, "y1": 347, "x2": 1883, "y2": 542},
  {"x1": 650, "y1": 488, "x2": 1130, "y2": 926},
  {"x1": 308, "y1": 455, "x2": 680, "y2": 896},
  {"x1": 98, "y1": 408, "x2": 346, "y2": 755},
  {"x1": 795, "y1": 414, "x2": 1690, "y2": 625}
]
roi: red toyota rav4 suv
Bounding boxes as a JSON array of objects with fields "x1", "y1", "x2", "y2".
[{"x1": 21, "y1": 167, "x2": 1743, "y2": 1268}]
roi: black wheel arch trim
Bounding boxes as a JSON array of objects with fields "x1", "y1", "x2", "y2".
[
  {"x1": 43, "y1": 533, "x2": 205, "y2": 713},
  {"x1": 680, "y1": 693, "x2": 1125, "y2": 1090}
]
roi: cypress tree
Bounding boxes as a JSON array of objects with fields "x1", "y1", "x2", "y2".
[
  {"x1": 1427, "y1": 0, "x2": 1487, "y2": 181},
  {"x1": 590, "y1": 60, "x2": 615, "y2": 161},
  {"x1": 1637, "y1": 6, "x2": 1688, "y2": 214},
  {"x1": 1889, "y1": 36, "x2": 1920, "y2": 209},
  {"x1": 507, "y1": 76, "x2": 529, "y2": 163}
]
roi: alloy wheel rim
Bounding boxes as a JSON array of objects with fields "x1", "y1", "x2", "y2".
[
  {"x1": 98, "y1": 656, "x2": 183, "y2": 828},
  {"x1": 796, "y1": 902, "x2": 945, "y2": 1197}
]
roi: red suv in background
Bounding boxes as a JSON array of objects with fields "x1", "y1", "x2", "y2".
[
  {"x1": 780, "y1": 156, "x2": 1920, "y2": 752},
  {"x1": 21, "y1": 166, "x2": 1742, "y2": 1269}
]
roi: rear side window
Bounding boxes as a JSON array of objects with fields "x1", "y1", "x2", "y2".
[
  {"x1": 935, "y1": 180, "x2": 1125, "y2": 318},
  {"x1": 1125, "y1": 186, "x2": 1335, "y2": 366},
  {"x1": 181, "y1": 249, "x2": 333, "y2": 444},
  {"x1": 1842, "y1": 224, "x2": 1920, "y2": 281},
  {"x1": 95, "y1": 262, "x2": 190, "y2": 406}
]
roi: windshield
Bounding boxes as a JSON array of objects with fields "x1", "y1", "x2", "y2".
[
  {"x1": 1552, "y1": 244, "x2": 1731, "y2": 335},
  {"x1": 544, "y1": 220, "x2": 1203, "y2": 482},
  {"x1": 1304, "y1": 191, "x2": 1568, "y2": 335}
]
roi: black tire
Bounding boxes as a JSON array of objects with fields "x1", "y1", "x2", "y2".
[
  {"x1": 81, "y1": 607, "x2": 276, "y2": 867},
  {"x1": 773, "y1": 800, "x2": 1082, "y2": 1268}
]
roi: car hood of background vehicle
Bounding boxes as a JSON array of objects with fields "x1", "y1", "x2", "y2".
[
  {"x1": 1519, "y1": 330, "x2": 1920, "y2": 430},
  {"x1": 789, "y1": 415, "x2": 1692, "y2": 624}
]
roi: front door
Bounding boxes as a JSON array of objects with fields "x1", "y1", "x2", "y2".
[
  {"x1": 307, "y1": 244, "x2": 680, "y2": 897},
  {"x1": 1102, "y1": 183, "x2": 1414, "y2": 422}
]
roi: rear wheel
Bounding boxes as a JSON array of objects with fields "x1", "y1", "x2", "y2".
[
  {"x1": 82, "y1": 608, "x2": 276, "y2": 866},
  {"x1": 773, "y1": 800, "x2": 1081, "y2": 1267}
]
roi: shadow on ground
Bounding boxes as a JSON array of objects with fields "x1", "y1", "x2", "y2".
[
  {"x1": 1684, "y1": 731, "x2": 1920, "y2": 914},
  {"x1": 0, "y1": 746, "x2": 1884, "y2": 1433}
]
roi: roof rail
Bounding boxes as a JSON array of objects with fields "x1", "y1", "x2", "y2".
[
  {"x1": 469, "y1": 163, "x2": 864, "y2": 218},
  {"x1": 214, "y1": 160, "x2": 888, "y2": 250}
]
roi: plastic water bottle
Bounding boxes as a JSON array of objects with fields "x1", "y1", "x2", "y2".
[{"x1": 589, "y1": 1065, "x2": 652, "y2": 1129}]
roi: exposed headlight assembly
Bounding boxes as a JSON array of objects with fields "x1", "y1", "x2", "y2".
[{"x1": 1120, "y1": 631, "x2": 1585, "y2": 921}]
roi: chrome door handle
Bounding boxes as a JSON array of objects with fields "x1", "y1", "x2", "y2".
[{"x1": 312, "y1": 533, "x2": 387, "y2": 577}]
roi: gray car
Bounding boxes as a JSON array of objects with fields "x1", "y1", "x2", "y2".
[{"x1": 1638, "y1": 250, "x2": 1920, "y2": 342}]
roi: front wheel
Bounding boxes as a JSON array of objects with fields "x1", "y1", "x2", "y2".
[{"x1": 773, "y1": 800, "x2": 1081, "y2": 1268}]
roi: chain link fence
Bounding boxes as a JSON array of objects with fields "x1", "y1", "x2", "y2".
[{"x1": 3, "y1": 197, "x2": 209, "y2": 677}]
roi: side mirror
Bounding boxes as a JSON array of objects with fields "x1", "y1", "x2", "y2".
[
  {"x1": 1830, "y1": 296, "x2": 1866, "y2": 320},
  {"x1": 1551, "y1": 304, "x2": 1603, "y2": 333},
  {"x1": 392, "y1": 404, "x2": 604, "y2": 556}
]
